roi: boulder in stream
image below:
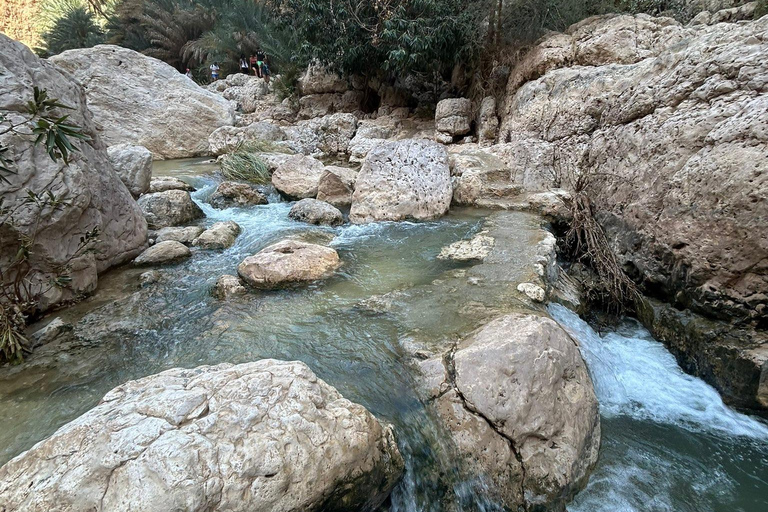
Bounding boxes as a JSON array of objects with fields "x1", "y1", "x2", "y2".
[
  {"x1": 420, "y1": 313, "x2": 600, "y2": 510},
  {"x1": 193, "y1": 221, "x2": 241, "y2": 250},
  {"x1": 272, "y1": 155, "x2": 326, "y2": 199},
  {"x1": 209, "y1": 181, "x2": 267, "y2": 209},
  {"x1": 106, "y1": 144, "x2": 153, "y2": 198},
  {"x1": 289, "y1": 199, "x2": 344, "y2": 226},
  {"x1": 0, "y1": 360, "x2": 404, "y2": 512},
  {"x1": 213, "y1": 275, "x2": 247, "y2": 299},
  {"x1": 154, "y1": 226, "x2": 205, "y2": 245},
  {"x1": 134, "y1": 241, "x2": 191, "y2": 266},
  {"x1": 138, "y1": 190, "x2": 205, "y2": 229},
  {"x1": 238, "y1": 240, "x2": 341, "y2": 289},
  {"x1": 316, "y1": 165, "x2": 359, "y2": 208},
  {"x1": 149, "y1": 177, "x2": 196, "y2": 193},
  {"x1": 350, "y1": 139, "x2": 453, "y2": 223}
]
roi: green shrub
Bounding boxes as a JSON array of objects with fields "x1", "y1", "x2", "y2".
[
  {"x1": 37, "y1": 6, "x2": 106, "y2": 57},
  {"x1": 756, "y1": 0, "x2": 768, "y2": 19}
]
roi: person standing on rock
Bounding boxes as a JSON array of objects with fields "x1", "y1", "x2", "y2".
[
  {"x1": 239, "y1": 54, "x2": 249, "y2": 74},
  {"x1": 185, "y1": 68, "x2": 193, "y2": 80},
  {"x1": 209, "y1": 62, "x2": 220, "y2": 81},
  {"x1": 249, "y1": 54, "x2": 259, "y2": 77},
  {"x1": 256, "y1": 48, "x2": 267, "y2": 79}
]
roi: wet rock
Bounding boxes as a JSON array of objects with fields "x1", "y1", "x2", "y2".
[
  {"x1": 138, "y1": 190, "x2": 205, "y2": 229},
  {"x1": 437, "y1": 234, "x2": 495, "y2": 262},
  {"x1": 209, "y1": 182, "x2": 267, "y2": 209},
  {"x1": 289, "y1": 199, "x2": 344, "y2": 227},
  {"x1": 435, "y1": 98, "x2": 471, "y2": 137},
  {"x1": 238, "y1": 240, "x2": 341, "y2": 289},
  {"x1": 213, "y1": 275, "x2": 247, "y2": 299},
  {"x1": 0, "y1": 360, "x2": 404, "y2": 512},
  {"x1": 149, "y1": 177, "x2": 195, "y2": 193},
  {"x1": 193, "y1": 221, "x2": 241, "y2": 250},
  {"x1": 51, "y1": 45, "x2": 234, "y2": 159},
  {"x1": 139, "y1": 270, "x2": 162, "y2": 287},
  {"x1": 350, "y1": 139, "x2": 453, "y2": 223},
  {"x1": 107, "y1": 144, "x2": 153, "y2": 198},
  {"x1": 517, "y1": 282, "x2": 546, "y2": 303},
  {"x1": 316, "y1": 166, "x2": 359, "y2": 207},
  {"x1": 420, "y1": 314, "x2": 600, "y2": 510},
  {"x1": 0, "y1": 35, "x2": 148, "y2": 311},
  {"x1": 155, "y1": 226, "x2": 205, "y2": 245},
  {"x1": 28, "y1": 318, "x2": 73, "y2": 349},
  {"x1": 272, "y1": 155, "x2": 326, "y2": 199},
  {"x1": 134, "y1": 241, "x2": 191, "y2": 266}
]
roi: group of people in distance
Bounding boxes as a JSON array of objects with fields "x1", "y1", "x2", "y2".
[{"x1": 201, "y1": 48, "x2": 270, "y2": 83}]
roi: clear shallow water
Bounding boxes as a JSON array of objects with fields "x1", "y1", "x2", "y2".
[
  {"x1": 2, "y1": 159, "x2": 766, "y2": 511},
  {"x1": 549, "y1": 304, "x2": 768, "y2": 512}
]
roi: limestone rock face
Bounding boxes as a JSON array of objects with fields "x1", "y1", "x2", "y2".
[
  {"x1": 138, "y1": 190, "x2": 205, "y2": 229},
  {"x1": 421, "y1": 314, "x2": 600, "y2": 510},
  {"x1": 299, "y1": 64, "x2": 349, "y2": 95},
  {"x1": 317, "y1": 166, "x2": 359, "y2": 207},
  {"x1": 435, "y1": 98, "x2": 471, "y2": 137},
  {"x1": 272, "y1": 155, "x2": 326, "y2": 199},
  {"x1": 499, "y1": 14, "x2": 768, "y2": 326},
  {"x1": 193, "y1": 221, "x2": 241, "y2": 250},
  {"x1": 477, "y1": 97, "x2": 499, "y2": 145},
  {"x1": 50, "y1": 45, "x2": 234, "y2": 159},
  {"x1": 283, "y1": 113, "x2": 358, "y2": 155},
  {"x1": 208, "y1": 122, "x2": 286, "y2": 156},
  {"x1": 238, "y1": 240, "x2": 341, "y2": 289},
  {"x1": 0, "y1": 360, "x2": 404, "y2": 512},
  {"x1": 106, "y1": 144, "x2": 153, "y2": 198},
  {"x1": 350, "y1": 139, "x2": 452, "y2": 223},
  {"x1": 209, "y1": 182, "x2": 267, "y2": 209},
  {"x1": 0, "y1": 34, "x2": 147, "y2": 310},
  {"x1": 289, "y1": 198, "x2": 344, "y2": 226},
  {"x1": 134, "y1": 241, "x2": 191, "y2": 266}
]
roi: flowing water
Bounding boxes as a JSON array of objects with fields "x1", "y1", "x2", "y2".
[
  {"x1": 1, "y1": 158, "x2": 766, "y2": 511},
  {"x1": 549, "y1": 304, "x2": 768, "y2": 512}
]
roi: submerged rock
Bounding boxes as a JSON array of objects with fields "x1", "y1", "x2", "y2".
[
  {"x1": 134, "y1": 241, "x2": 191, "y2": 266},
  {"x1": 438, "y1": 233, "x2": 495, "y2": 262},
  {"x1": 238, "y1": 240, "x2": 341, "y2": 289},
  {"x1": 193, "y1": 221, "x2": 241, "y2": 250},
  {"x1": 107, "y1": 144, "x2": 153, "y2": 198},
  {"x1": 51, "y1": 45, "x2": 234, "y2": 159},
  {"x1": 0, "y1": 34, "x2": 147, "y2": 311},
  {"x1": 138, "y1": 190, "x2": 205, "y2": 229},
  {"x1": 0, "y1": 360, "x2": 404, "y2": 511},
  {"x1": 209, "y1": 182, "x2": 267, "y2": 209},
  {"x1": 421, "y1": 313, "x2": 600, "y2": 510},
  {"x1": 213, "y1": 275, "x2": 247, "y2": 299},
  {"x1": 272, "y1": 155, "x2": 326, "y2": 199},
  {"x1": 289, "y1": 198, "x2": 344, "y2": 227},
  {"x1": 350, "y1": 139, "x2": 453, "y2": 223}
]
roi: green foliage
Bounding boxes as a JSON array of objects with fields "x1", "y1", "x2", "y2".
[
  {"x1": 0, "y1": 88, "x2": 96, "y2": 363},
  {"x1": 756, "y1": 0, "x2": 768, "y2": 19},
  {"x1": 37, "y1": 5, "x2": 107, "y2": 57},
  {"x1": 500, "y1": 0, "x2": 613, "y2": 44},
  {"x1": 220, "y1": 143, "x2": 274, "y2": 184}
]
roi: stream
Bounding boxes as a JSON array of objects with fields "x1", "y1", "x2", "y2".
[{"x1": 1, "y1": 158, "x2": 766, "y2": 510}]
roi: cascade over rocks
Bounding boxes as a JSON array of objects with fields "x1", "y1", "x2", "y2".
[
  {"x1": 0, "y1": 34, "x2": 147, "y2": 310},
  {"x1": 420, "y1": 313, "x2": 600, "y2": 511},
  {"x1": 50, "y1": 45, "x2": 234, "y2": 159},
  {"x1": 106, "y1": 144, "x2": 153, "y2": 198},
  {"x1": 238, "y1": 240, "x2": 341, "y2": 289},
  {"x1": 0, "y1": 360, "x2": 404, "y2": 512},
  {"x1": 495, "y1": 12, "x2": 768, "y2": 410},
  {"x1": 350, "y1": 139, "x2": 453, "y2": 223}
]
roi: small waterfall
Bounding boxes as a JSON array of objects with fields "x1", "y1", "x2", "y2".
[{"x1": 548, "y1": 304, "x2": 768, "y2": 512}]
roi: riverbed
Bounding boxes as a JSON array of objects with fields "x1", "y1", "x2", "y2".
[{"x1": 1, "y1": 159, "x2": 766, "y2": 511}]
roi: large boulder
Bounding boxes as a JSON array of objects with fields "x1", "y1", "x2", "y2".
[
  {"x1": 138, "y1": 190, "x2": 205, "y2": 229},
  {"x1": 209, "y1": 181, "x2": 267, "y2": 209},
  {"x1": 50, "y1": 45, "x2": 234, "y2": 159},
  {"x1": 133, "y1": 240, "x2": 191, "y2": 266},
  {"x1": 420, "y1": 314, "x2": 600, "y2": 510},
  {"x1": 289, "y1": 198, "x2": 344, "y2": 226},
  {"x1": 435, "y1": 98, "x2": 472, "y2": 137},
  {"x1": 272, "y1": 155, "x2": 326, "y2": 199},
  {"x1": 298, "y1": 64, "x2": 348, "y2": 95},
  {"x1": 283, "y1": 113, "x2": 358, "y2": 155},
  {"x1": 317, "y1": 166, "x2": 359, "y2": 207},
  {"x1": 350, "y1": 139, "x2": 453, "y2": 223},
  {"x1": 0, "y1": 360, "x2": 404, "y2": 511},
  {"x1": 497, "y1": 13, "x2": 768, "y2": 408},
  {"x1": 106, "y1": 144, "x2": 153, "y2": 198},
  {"x1": 238, "y1": 240, "x2": 341, "y2": 289},
  {"x1": 0, "y1": 34, "x2": 147, "y2": 310}
]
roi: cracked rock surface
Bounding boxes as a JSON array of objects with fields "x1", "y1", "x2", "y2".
[
  {"x1": 0, "y1": 360, "x2": 404, "y2": 512},
  {"x1": 421, "y1": 313, "x2": 600, "y2": 510}
]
